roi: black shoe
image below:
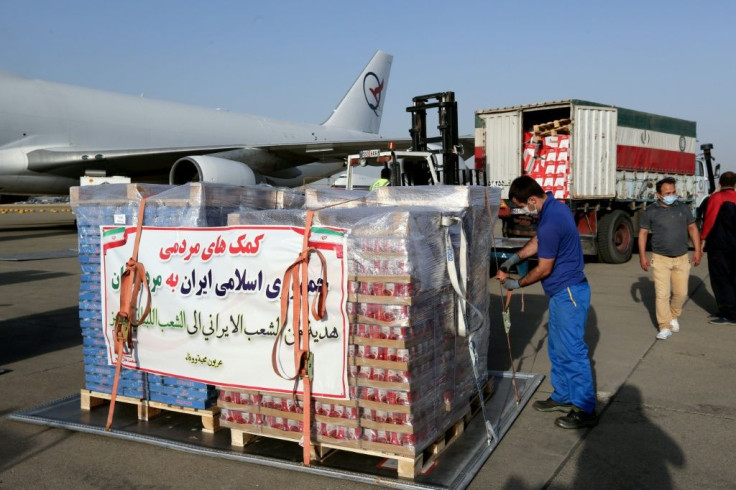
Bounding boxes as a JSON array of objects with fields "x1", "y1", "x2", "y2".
[
  {"x1": 532, "y1": 397, "x2": 573, "y2": 412},
  {"x1": 555, "y1": 407, "x2": 598, "y2": 429},
  {"x1": 709, "y1": 317, "x2": 736, "y2": 325}
]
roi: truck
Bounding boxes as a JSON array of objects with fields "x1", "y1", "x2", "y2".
[{"x1": 474, "y1": 100, "x2": 719, "y2": 263}]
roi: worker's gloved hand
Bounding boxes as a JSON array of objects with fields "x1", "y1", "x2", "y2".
[
  {"x1": 500, "y1": 253, "x2": 521, "y2": 273},
  {"x1": 501, "y1": 278, "x2": 520, "y2": 290}
]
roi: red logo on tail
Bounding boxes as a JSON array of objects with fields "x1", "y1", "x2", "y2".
[{"x1": 363, "y1": 72, "x2": 384, "y2": 116}]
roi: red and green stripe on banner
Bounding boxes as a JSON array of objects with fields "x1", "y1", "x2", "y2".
[{"x1": 616, "y1": 107, "x2": 696, "y2": 174}]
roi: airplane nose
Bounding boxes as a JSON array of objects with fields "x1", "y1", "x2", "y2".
[{"x1": 0, "y1": 147, "x2": 30, "y2": 175}]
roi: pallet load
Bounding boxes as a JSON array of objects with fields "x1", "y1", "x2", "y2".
[
  {"x1": 71, "y1": 182, "x2": 500, "y2": 478},
  {"x1": 223, "y1": 185, "x2": 500, "y2": 477},
  {"x1": 524, "y1": 126, "x2": 572, "y2": 199},
  {"x1": 71, "y1": 182, "x2": 305, "y2": 429}
]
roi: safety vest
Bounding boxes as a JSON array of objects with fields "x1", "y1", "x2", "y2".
[{"x1": 370, "y1": 178, "x2": 390, "y2": 190}]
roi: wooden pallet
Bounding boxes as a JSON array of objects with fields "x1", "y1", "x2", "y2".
[
  {"x1": 80, "y1": 389, "x2": 221, "y2": 433},
  {"x1": 219, "y1": 377, "x2": 494, "y2": 479},
  {"x1": 533, "y1": 118, "x2": 572, "y2": 138}
]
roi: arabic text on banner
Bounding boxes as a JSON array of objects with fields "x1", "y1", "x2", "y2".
[{"x1": 100, "y1": 225, "x2": 349, "y2": 399}]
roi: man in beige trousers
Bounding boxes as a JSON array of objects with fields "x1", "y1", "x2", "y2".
[{"x1": 638, "y1": 176, "x2": 702, "y2": 340}]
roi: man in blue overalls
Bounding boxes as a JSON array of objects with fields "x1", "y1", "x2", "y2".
[{"x1": 496, "y1": 176, "x2": 597, "y2": 429}]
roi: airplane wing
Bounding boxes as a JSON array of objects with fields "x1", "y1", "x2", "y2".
[
  {"x1": 24, "y1": 138, "x2": 410, "y2": 181},
  {"x1": 25, "y1": 145, "x2": 242, "y2": 178}
]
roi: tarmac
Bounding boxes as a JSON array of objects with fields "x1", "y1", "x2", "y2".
[{"x1": 1, "y1": 208, "x2": 735, "y2": 489}]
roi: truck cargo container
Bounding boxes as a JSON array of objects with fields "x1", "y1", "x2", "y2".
[{"x1": 474, "y1": 100, "x2": 714, "y2": 263}]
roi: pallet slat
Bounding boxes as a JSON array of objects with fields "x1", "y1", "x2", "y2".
[{"x1": 80, "y1": 389, "x2": 221, "y2": 433}]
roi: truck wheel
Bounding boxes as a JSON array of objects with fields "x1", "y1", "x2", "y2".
[{"x1": 597, "y1": 210, "x2": 634, "y2": 264}]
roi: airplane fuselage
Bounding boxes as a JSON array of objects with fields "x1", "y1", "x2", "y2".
[{"x1": 0, "y1": 69, "x2": 386, "y2": 194}]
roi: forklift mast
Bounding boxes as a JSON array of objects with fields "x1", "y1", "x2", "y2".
[{"x1": 406, "y1": 92, "x2": 460, "y2": 185}]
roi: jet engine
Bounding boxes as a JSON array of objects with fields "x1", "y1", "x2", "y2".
[{"x1": 169, "y1": 155, "x2": 259, "y2": 186}]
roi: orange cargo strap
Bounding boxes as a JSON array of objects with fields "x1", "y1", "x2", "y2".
[
  {"x1": 106, "y1": 198, "x2": 152, "y2": 430},
  {"x1": 271, "y1": 210, "x2": 328, "y2": 465}
]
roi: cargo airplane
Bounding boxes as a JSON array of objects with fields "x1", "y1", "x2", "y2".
[{"x1": 0, "y1": 50, "x2": 397, "y2": 196}]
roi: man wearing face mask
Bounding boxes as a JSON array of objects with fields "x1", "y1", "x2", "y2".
[
  {"x1": 495, "y1": 176, "x2": 596, "y2": 429},
  {"x1": 638, "y1": 176, "x2": 702, "y2": 340}
]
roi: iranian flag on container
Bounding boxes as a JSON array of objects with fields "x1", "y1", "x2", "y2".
[{"x1": 615, "y1": 108, "x2": 696, "y2": 173}]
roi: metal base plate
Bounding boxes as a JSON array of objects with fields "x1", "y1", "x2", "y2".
[{"x1": 8, "y1": 370, "x2": 542, "y2": 489}]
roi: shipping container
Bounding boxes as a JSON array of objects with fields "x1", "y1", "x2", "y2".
[{"x1": 474, "y1": 100, "x2": 712, "y2": 263}]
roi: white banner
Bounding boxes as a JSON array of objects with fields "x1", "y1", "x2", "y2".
[{"x1": 101, "y1": 225, "x2": 349, "y2": 399}]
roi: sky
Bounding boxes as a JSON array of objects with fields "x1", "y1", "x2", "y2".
[{"x1": 1, "y1": 0, "x2": 734, "y2": 174}]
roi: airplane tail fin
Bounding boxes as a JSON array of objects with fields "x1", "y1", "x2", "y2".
[{"x1": 322, "y1": 50, "x2": 393, "y2": 134}]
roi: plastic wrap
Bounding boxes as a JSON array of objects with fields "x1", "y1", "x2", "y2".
[
  {"x1": 304, "y1": 188, "x2": 369, "y2": 209},
  {"x1": 73, "y1": 182, "x2": 501, "y2": 455},
  {"x1": 223, "y1": 191, "x2": 495, "y2": 455},
  {"x1": 72, "y1": 183, "x2": 222, "y2": 408},
  {"x1": 144, "y1": 182, "x2": 244, "y2": 227},
  {"x1": 369, "y1": 185, "x2": 501, "y2": 391},
  {"x1": 239, "y1": 184, "x2": 305, "y2": 210}
]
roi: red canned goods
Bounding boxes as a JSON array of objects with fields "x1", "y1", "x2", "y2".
[
  {"x1": 376, "y1": 430, "x2": 388, "y2": 444},
  {"x1": 262, "y1": 395, "x2": 274, "y2": 408},
  {"x1": 376, "y1": 389, "x2": 388, "y2": 403},
  {"x1": 357, "y1": 345, "x2": 368, "y2": 359},
  {"x1": 396, "y1": 348, "x2": 409, "y2": 362},
  {"x1": 402, "y1": 433, "x2": 416, "y2": 449},
  {"x1": 397, "y1": 392, "x2": 410, "y2": 405},
  {"x1": 361, "y1": 408, "x2": 374, "y2": 421},
  {"x1": 335, "y1": 426, "x2": 346, "y2": 440},
  {"x1": 371, "y1": 367, "x2": 385, "y2": 382},
  {"x1": 374, "y1": 410, "x2": 387, "y2": 423},
  {"x1": 386, "y1": 390, "x2": 398, "y2": 404},
  {"x1": 346, "y1": 302, "x2": 357, "y2": 316},
  {"x1": 363, "y1": 428, "x2": 377, "y2": 442},
  {"x1": 346, "y1": 406, "x2": 358, "y2": 419},
  {"x1": 373, "y1": 347, "x2": 385, "y2": 361},
  {"x1": 390, "y1": 431, "x2": 402, "y2": 446}
]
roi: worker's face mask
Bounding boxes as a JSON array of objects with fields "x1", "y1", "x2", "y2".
[
  {"x1": 661, "y1": 195, "x2": 677, "y2": 206},
  {"x1": 524, "y1": 199, "x2": 539, "y2": 216}
]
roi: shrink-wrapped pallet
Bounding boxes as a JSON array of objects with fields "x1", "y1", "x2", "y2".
[
  {"x1": 71, "y1": 182, "x2": 306, "y2": 409},
  {"x1": 223, "y1": 187, "x2": 500, "y2": 456}
]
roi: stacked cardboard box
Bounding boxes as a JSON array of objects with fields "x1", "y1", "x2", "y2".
[{"x1": 525, "y1": 130, "x2": 571, "y2": 199}]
